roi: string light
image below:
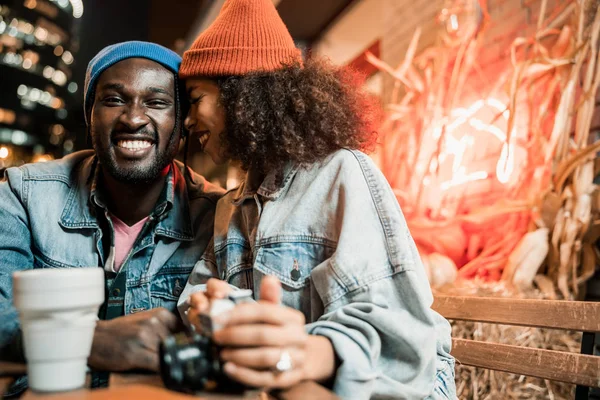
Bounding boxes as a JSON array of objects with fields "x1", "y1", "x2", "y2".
[
  {"x1": 16, "y1": 84, "x2": 65, "y2": 109},
  {"x1": 11, "y1": 130, "x2": 28, "y2": 145},
  {"x1": 0, "y1": 108, "x2": 16, "y2": 124},
  {"x1": 32, "y1": 154, "x2": 54, "y2": 162},
  {"x1": 61, "y1": 50, "x2": 73, "y2": 64},
  {"x1": 63, "y1": 139, "x2": 74, "y2": 152},
  {"x1": 69, "y1": 0, "x2": 83, "y2": 18},
  {"x1": 0, "y1": 129, "x2": 34, "y2": 146}
]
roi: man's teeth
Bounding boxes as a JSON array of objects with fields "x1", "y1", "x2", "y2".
[{"x1": 117, "y1": 140, "x2": 152, "y2": 151}]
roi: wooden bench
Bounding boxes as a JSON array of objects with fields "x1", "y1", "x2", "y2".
[{"x1": 432, "y1": 295, "x2": 600, "y2": 399}]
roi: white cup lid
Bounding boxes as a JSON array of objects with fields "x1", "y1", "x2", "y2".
[{"x1": 13, "y1": 268, "x2": 104, "y2": 293}]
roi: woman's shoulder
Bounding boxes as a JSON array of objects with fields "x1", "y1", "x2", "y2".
[
  {"x1": 304, "y1": 148, "x2": 386, "y2": 189},
  {"x1": 321, "y1": 148, "x2": 371, "y2": 167}
]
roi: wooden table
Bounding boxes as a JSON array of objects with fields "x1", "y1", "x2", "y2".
[{"x1": 1, "y1": 362, "x2": 339, "y2": 400}]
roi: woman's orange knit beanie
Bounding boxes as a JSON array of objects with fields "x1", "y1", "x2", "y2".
[{"x1": 180, "y1": 0, "x2": 302, "y2": 78}]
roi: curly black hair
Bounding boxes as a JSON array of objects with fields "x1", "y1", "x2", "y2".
[{"x1": 214, "y1": 58, "x2": 380, "y2": 175}]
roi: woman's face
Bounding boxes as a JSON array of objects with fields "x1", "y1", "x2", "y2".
[{"x1": 184, "y1": 78, "x2": 228, "y2": 165}]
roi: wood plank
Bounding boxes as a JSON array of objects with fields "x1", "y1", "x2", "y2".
[
  {"x1": 432, "y1": 295, "x2": 600, "y2": 332},
  {"x1": 451, "y1": 338, "x2": 600, "y2": 387}
]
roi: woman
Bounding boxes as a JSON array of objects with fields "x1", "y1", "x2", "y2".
[{"x1": 177, "y1": 0, "x2": 456, "y2": 398}]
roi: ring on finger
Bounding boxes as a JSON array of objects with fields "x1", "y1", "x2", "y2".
[{"x1": 273, "y1": 349, "x2": 293, "y2": 374}]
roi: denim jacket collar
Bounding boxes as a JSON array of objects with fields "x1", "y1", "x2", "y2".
[
  {"x1": 59, "y1": 156, "x2": 194, "y2": 241},
  {"x1": 232, "y1": 162, "x2": 299, "y2": 205},
  {"x1": 154, "y1": 164, "x2": 194, "y2": 241}
]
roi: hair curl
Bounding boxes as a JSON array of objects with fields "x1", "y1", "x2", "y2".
[{"x1": 215, "y1": 58, "x2": 380, "y2": 175}]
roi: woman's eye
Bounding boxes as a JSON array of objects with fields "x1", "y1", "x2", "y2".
[
  {"x1": 103, "y1": 97, "x2": 124, "y2": 105},
  {"x1": 189, "y1": 94, "x2": 205, "y2": 104}
]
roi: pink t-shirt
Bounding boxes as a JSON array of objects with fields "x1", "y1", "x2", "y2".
[{"x1": 109, "y1": 214, "x2": 149, "y2": 272}]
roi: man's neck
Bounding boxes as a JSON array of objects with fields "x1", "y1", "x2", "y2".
[{"x1": 99, "y1": 167, "x2": 170, "y2": 226}]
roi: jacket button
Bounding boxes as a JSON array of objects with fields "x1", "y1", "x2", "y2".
[
  {"x1": 173, "y1": 279, "x2": 183, "y2": 296},
  {"x1": 291, "y1": 259, "x2": 301, "y2": 281},
  {"x1": 112, "y1": 288, "x2": 120, "y2": 296},
  {"x1": 291, "y1": 269, "x2": 301, "y2": 281}
]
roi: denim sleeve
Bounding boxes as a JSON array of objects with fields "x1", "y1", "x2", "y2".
[
  {"x1": 0, "y1": 167, "x2": 33, "y2": 354},
  {"x1": 177, "y1": 238, "x2": 219, "y2": 320},
  {"x1": 306, "y1": 151, "x2": 446, "y2": 400},
  {"x1": 306, "y1": 272, "x2": 440, "y2": 400}
]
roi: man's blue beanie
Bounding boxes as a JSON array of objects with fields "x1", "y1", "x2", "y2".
[{"x1": 84, "y1": 41, "x2": 182, "y2": 125}]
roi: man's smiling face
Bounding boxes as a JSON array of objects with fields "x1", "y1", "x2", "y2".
[{"x1": 90, "y1": 58, "x2": 180, "y2": 183}]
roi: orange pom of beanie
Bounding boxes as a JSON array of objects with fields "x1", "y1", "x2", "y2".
[{"x1": 180, "y1": 0, "x2": 303, "y2": 78}]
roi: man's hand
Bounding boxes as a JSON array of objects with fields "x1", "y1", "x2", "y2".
[
  {"x1": 186, "y1": 278, "x2": 234, "y2": 333},
  {"x1": 88, "y1": 308, "x2": 179, "y2": 372}
]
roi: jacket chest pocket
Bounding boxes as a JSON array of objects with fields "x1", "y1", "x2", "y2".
[
  {"x1": 33, "y1": 228, "x2": 98, "y2": 269},
  {"x1": 215, "y1": 241, "x2": 254, "y2": 290},
  {"x1": 33, "y1": 252, "x2": 96, "y2": 269},
  {"x1": 150, "y1": 268, "x2": 191, "y2": 313},
  {"x1": 254, "y1": 241, "x2": 335, "y2": 317}
]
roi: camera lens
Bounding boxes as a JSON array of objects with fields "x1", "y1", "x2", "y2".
[{"x1": 159, "y1": 331, "x2": 219, "y2": 393}]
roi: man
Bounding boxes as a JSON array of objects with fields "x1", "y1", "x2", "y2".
[{"x1": 0, "y1": 41, "x2": 223, "y2": 393}]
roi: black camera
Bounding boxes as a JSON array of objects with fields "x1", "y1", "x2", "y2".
[{"x1": 159, "y1": 290, "x2": 254, "y2": 394}]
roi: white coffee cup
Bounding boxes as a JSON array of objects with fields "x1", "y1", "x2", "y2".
[{"x1": 12, "y1": 268, "x2": 105, "y2": 392}]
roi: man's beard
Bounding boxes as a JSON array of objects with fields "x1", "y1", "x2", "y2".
[{"x1": 93, "y1": 129, "x2": 180, "y2": 184}]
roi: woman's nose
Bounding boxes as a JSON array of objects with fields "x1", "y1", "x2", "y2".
[{"x1": 184, "y1": 112, "x2": 194, "y2": 131}]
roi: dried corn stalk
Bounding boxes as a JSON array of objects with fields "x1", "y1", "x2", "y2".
[
  {"x1": 539, "y1": 0, "x2": 600, "y2": 299},
  {"x1": 369, "y1": 0, "x2": 600, "y2": 297}
]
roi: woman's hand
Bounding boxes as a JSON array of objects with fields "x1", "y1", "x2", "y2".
[
  {"x1": 214, "y1": 276, "x2": 336, "y2": 389},
  {"x1": 215, "y1": 300, "x2": 308, "y2": 388}
]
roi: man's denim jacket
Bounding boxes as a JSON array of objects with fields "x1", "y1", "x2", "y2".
[
  {"x1": 0, "y1": 150, "x2": 224, "y2": 353},
  {"x1": 179, "y1": 149, "x2": 454, "y2": 399}
]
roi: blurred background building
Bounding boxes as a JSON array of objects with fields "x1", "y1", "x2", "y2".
[{"x1": 0, "y1": 0, "x2": 83, "y2": 171}]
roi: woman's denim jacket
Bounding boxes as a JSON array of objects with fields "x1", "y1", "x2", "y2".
[
  {"x1": 0, "y1": 150, "x2": 224, "y2": 354},
  {"x1": 179, "y1": 149, "x2": 454, "y2": 399}
]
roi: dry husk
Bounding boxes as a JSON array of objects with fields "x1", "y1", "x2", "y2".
[{"x1": 369, "y1": 0, "x2": 600, "y2": 298}]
